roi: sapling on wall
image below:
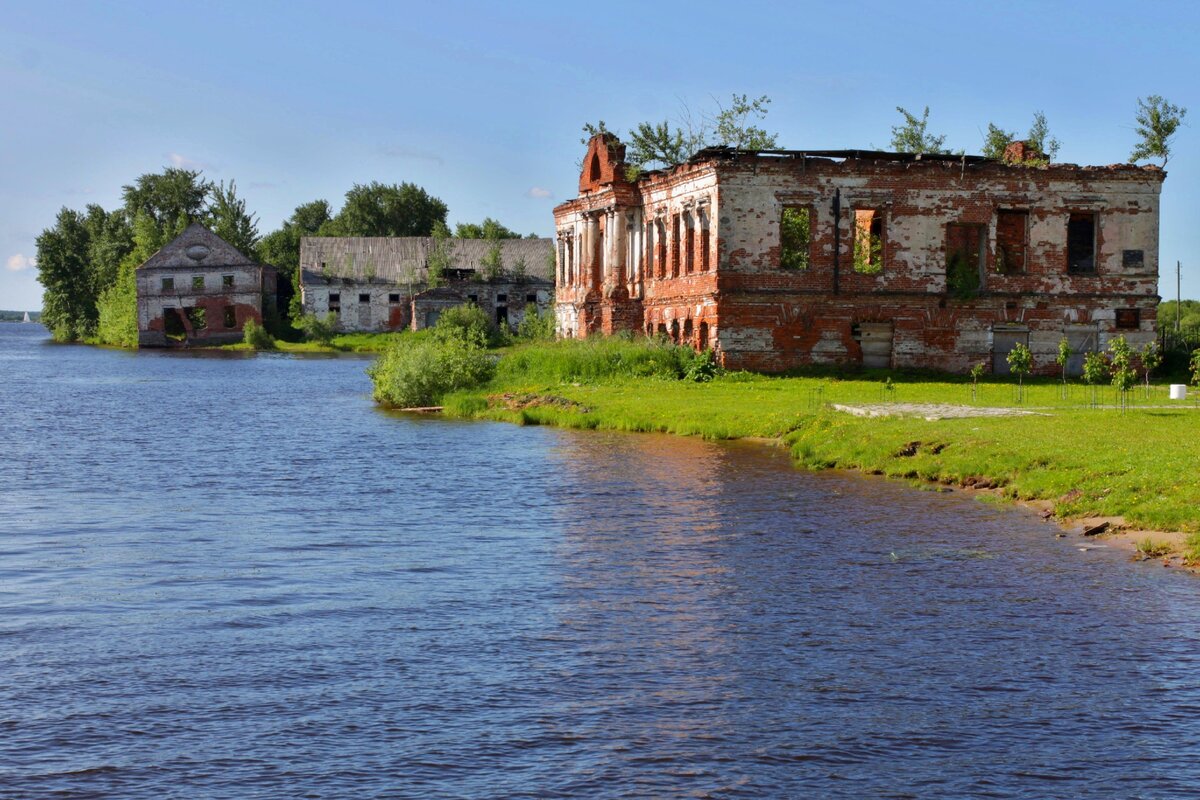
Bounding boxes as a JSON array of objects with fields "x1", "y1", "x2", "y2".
[{"x1": 1006, "y1": 342, "x2": 1032, "y2": 403}]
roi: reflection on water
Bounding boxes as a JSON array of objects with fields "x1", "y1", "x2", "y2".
[{"x1": 3, "y1": 323, "x2": 1200, "y2": 798}]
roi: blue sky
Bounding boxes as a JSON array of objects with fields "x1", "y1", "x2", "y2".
[{"x1": 1, "y1": 0, "x2": 1197, "y2": 310}]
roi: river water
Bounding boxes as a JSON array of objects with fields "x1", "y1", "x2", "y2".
[{"x1": 3, "y1": 323, "x2": 1200, "y2": 798}]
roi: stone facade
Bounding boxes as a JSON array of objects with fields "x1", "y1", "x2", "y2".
[
  {"x1": 554, "y1": 134, "x2": 1166, "y2": 375},
  {"x1": 299, "y1": 237, "x2": 554, "y2": 332},
  {"x1": 136, "y1": 224, "x2": 276, "y2": 347}
]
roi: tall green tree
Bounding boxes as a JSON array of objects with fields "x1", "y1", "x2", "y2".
[
  {"x1": 454, "y1": 217, "x2": 522, "y2": 240},
  {"x1": 1027, "y1": 111, "x2": 1061, "y2": 161},
  {"x1": 35, "y1": 208, "x2": 96, "y2": 341},
  {"x1": 1130, "y1": 95, "x2": 1187, "y2": 166},
  {"x1": 891, "y1": 106, "x2": 951, "y2": 154},
  {"x1": 206, "y1": 180, "x2": 260, "y2": 256},
  {"x1": 982, "y1": 123, "x2": 1019, "y2": 160},
  {"x1": 258, "y1": 199, "x2": 333, "y2": 322},
  {"x1": 327, "y1": 182, "x2": 448, "y2": 237},
  {"x1": 83, "y1": 204, "x2": 133, "y2": 294},
  {"x1": 122, "y1": 167, "x2": 210, "y2": 230}
]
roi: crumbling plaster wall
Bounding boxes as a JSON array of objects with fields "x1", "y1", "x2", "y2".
[{"x1": 137, "y1": 264, "x2": 270, "y2": 346}]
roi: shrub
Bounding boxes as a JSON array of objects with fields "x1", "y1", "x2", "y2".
[
  {"x1": 242, "y1": 318, "x2": 276, "y2": 350},
  {"x1": 369, "y1": 334, "x2": 494, "y2": 408},
  {"x1": 683, "y1": 348, "x2": 719, "y2": 382},
  {"x1": 494, "y1": 334, "x2": 697, "y2": 384},
  {"x1": 297, "y1": 312, "x2": 338, "y2": 345},
  {"x1": 945, "y1": 252, "x2": 980, "y2": 300},
  {"x1": 516, "y1": 305, "x2": 556, "y2": 341},
  {"x1": 434, "y1": 303, "x2": 506, "y2": 348}
]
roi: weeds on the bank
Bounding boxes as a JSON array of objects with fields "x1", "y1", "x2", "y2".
[{"x1": 1136, "y1": 538, "x2": 1173, "y2": 558}]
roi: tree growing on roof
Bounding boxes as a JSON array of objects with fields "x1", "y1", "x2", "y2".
[
  {"x1": 890, "y1": 106, "x2": 951, "y2": 154},
  {"x1": 1130, "y1": 95, "x2": 1187, "y2": 166}
]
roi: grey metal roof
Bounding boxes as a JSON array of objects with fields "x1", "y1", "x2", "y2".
[
  {"x1": 299, "y1": 237, "x2": 555, "y2": 285},
  {"x1": 137, "y1": 223, "x2": 260, "y2": 271}
]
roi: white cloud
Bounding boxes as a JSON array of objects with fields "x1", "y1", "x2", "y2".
[
  {"x1": 526, "y1": 186, "x2": 553, "y2": 199},
  {"x1": 168, "y1": 153, "x2": 215, "y2": 171},
  {"x1": 6, "y1": 254, "x2": 34, "y2": 272}
]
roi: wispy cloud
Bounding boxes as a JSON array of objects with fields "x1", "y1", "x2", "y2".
[
  {"x1": 526, "y1": 186, "x2": 553, "y2": 199},
  {"x1": 380, "y1": 145, "x2": 444, "y2": 166},
  {"x1": 168, "y1": 153, "x2": 216, "y2": 171},
  {"x1": 6, "y1": 254, "x2": 35, "y2": 272}
]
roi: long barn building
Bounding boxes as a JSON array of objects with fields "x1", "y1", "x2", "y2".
[{"x1": 553, "y1": 134, "x2": 1165, "y2": 374}]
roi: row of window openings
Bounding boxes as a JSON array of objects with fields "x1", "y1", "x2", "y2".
[
  {"x1": 645, "y1": 319, "x2": 710, "y2": 349},
  {"x1": 164, "y1": 306, "x2": 238, "y2": 330},
  {"x1": 161, "y1": 275, "x2": 235, "y2": 291},
  {"x1": 327, "y1": 292, "x2": 537, "y2": 311},
  {"x1": 558, "y1": 217, "x2": 712, "y2": 283},
  {"x1": 779, "y1": 209, "x2": 1126, "y2": 275}
]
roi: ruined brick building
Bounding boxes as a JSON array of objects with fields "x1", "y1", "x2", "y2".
[
  {"x1": 137, "y1": 224, "x2": 277, "y2": 347},
  {"x1": 554, "y1": 134, "x2": 1165, "y2": 374},
  {"x1": 299, "y1": 237, "x2": 554, "y2": 332}
]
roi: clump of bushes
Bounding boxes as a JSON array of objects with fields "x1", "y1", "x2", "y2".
[
  {"x1": 516, "y1": 305, "x2": 556, "y2": 341},
  {"x1": 241, "y1": 318, "x2": 276, "y2": 350},
  {"x1": 297, "y1": 312, "x2": 338, "y2": 346},
  {"x1": 368, "y1": 304, "x2": 499, "y2": 408},
  {"x1": 494, "y1": 333, "x2": 708, "y2": 384}
]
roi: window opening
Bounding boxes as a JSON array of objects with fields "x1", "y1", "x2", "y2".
[
  {"x1": 1067, "y1": 213, "x2": 1097, "y2": 273},
  {"x1": 223, "y1": 306, "x2": 236, "y2": 328},
  {"x1": 996, "y1": 211, "x2": 1028, "y2": 274},
  {"x1": 192, "y1": 275, "x2": 205, "y2": 290},
  {"x1": 1115, "y1": 309, "x2": 1140, "y2": 329},
  {"x1": 780, "y1": 207, "x2": 812, "y2": 270},
  {"x1": 945, "y1": 223, "x2": 986, "y2": 299},
  {"x1": 185, "y1": 306, "x2": 207, "y2": 331},
  {"x1": 222, "y1": 274, "x2": 234, "y2": 288},
  {"x1": 161, "y1": 277, "x2": 174, "y2": 292},
  {"x1": 389, "y1": 293, "x2": 401, "y2": 304},
  {"x1": 359, "y1": 293, "x2": 370, "y2": 303},
  {"x1": 853, "y1": 210, "x2": 884, "y2": 274}
]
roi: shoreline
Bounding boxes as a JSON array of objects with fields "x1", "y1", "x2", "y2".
[{"x1": 421, "y1": 393, "x2": 1200, "y2": 575}]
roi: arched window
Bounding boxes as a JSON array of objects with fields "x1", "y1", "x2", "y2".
[
  {"x1": 683, "y1": 318, "x2": 694, "y2": 347},
  {"x1": 699, "y1": 321, "x2": 709, "y2": 350},
  {"x1": 589, "y1": 152, "x2": 601, "y2": 182},
  {"x1": 670, "y1": 319, "x2": 680, "y2": 344}
]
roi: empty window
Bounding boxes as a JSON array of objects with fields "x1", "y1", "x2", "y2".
[
  {"x1": 497, "y1": 294, "x2": 507, "y2": 303},
  {"x1": 699, "y1": 209, "x2": 711, "y2": 271},
  {"x1": 780, "y1": 207, "x2": 811, "y2": 270},
  {"x1": 684, "y1": 215, "x2": 695, "y2": 274},
  {"x1": 496, "y1": 306, "x2": 508, "y2": 326},
  {"x1": 222, "y1": 274, "x2": 234, "y2": 288},
  {"x1": 1115, "y1": 308, "x2": 1140, "y2": 329},
  {"x1": 589, "y1": 152, "x2": 601, "y2": 182},
  {"x1": 359, "y1": 293, "x2": 370, "y2": 303},
  {"x1": 1067, "y1": 213, "x2": 1097, "y2": 273},
  {"x1": 996, "y1": 210, "x2": 1028, "y2": 274},
  {"x1": 185, "y1": 306, "x2": 206, "y2": 330},
  {"x1": 468, "y1": 294, "x2": 478, "y2": 304},
  {"x1": 1123, "y1": 249, "x2": 1145, "y2": 270},
  {"x1": 671, "y1": 214, "x2": 681, "y2": 277},
  {"x1": 853, "y1": 209, "x2": 884, "y2": 274},
  {"x1": 329, "y1": 292, "x2": 340, "y2": 303},
  {"x1": 192, "y1": 275, "x2": 205, "y2": 290},
  {"x1": 223, "y1": 306, "x2": 236, "y2": 328},
  {"x1": 161, "y1": 277, "x2": 174, "y2": 291},
  {"x1": 945, "y1": 223, "x2": 986, "y2": 298},
  {"x1": 526, "y1": 294, "x2": 537, "y2": 303},
  {"x1": 389, "y1": 293, "x2": 401, "y2": 304}
]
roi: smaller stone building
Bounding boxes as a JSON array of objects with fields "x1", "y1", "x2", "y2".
[
  {"x1": 137, "y1": 224, "x2": 276, "y2": 347},
  {"x1": 299, "y1": 237, "x2": 554, "y2": 332}
]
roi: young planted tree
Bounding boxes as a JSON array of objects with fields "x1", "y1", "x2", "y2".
[
  {"x1": 969, "y1": 361, "x2": 985, "y2": 403},
  {"x1": 1006, "y1": 342, "x2": 1032, "y2": 403},
  {"x1": 1082, "y1": 350, "x2": 1109, "y2": 408},
  {"x1": 1056, "y1": 336, "x2": 1073, "y2": 398},
  {"x1": 1140, "y1": 341, "x2": 1162, "y2": 397},
  {"x1": 1130, "y1": 95, "x2": 1187, "y2": 166},
  {"x1": 425, "y1": 221, "x2": 453, "y2": 289},
  {"x1": 1108, "y1": 335, "x2": 1137, "y2": 411},
  {"x1": 1191, "y1": 348, "x2": 1200, "y2": 387}
]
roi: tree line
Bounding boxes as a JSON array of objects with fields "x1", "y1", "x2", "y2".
[{"x1": 35, "y1": 170, "x2": 537, "y2": 345}]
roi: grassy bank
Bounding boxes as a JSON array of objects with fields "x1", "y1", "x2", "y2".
[{"x1": 220, "y1": 331, "x2": 401, "y2": 353}]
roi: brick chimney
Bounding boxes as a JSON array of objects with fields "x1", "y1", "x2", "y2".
[{"x1": 1003, "y1": 140, "x2": 1046, "y2": 164}]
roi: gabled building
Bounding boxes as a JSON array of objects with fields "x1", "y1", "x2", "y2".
[
  {"x1": 554, "y1": 134, "x2": 1165, "y2": 374},
  {"x1": 299, "y1": 237, "x2": 555, "y2": 332},
  {"x1": 136, "y1": 223, "x2": 276, "y2": 347}
]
